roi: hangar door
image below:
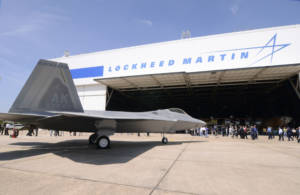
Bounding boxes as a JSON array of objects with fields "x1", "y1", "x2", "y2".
[{"x1": 95, "y1": 65, "x2": 300, "y2": 125}]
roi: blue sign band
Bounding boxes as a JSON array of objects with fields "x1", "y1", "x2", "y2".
[{"x1": 70, "y1": 66, "x2": 104, "y2": 79}]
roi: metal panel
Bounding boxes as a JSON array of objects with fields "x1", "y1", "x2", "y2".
[{"x1": 94, "y1": 65, "x2": 300, "y2": 91}]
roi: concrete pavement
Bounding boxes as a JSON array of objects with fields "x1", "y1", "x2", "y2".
[{"x1": 0, "y1": 132, "x2": 299, "y2": 195}]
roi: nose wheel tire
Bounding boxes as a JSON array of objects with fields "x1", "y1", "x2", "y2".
[
  {"x1": 162, "y1": 137, "x2": 168, "y2": 144},
  {"x1": 97, "y1": 136, "x2": 110, "y2": 149}
]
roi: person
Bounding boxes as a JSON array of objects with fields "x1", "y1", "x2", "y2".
[
  {"x1": 267, "y1": 126, "x2": 272, "y2": 140},
  {"x1": 225, "y1": 126, "x2": 229, "y2": 136},
  {"x1": 234, "y1": 126, "x2": 239, "y2": 138},
  {"x1": 239, "y1": 126, "x2": 244, "y2": 139},
  {"x1": 278, "y1": 127, "x2": 284, "y2": 141},
  {"x1": 296, "y1": 127, "x2": 300, "y2": 143},
  {"x1": 27, "y1": 129, "x2": 33, "y2": 136},
  {"x1": 196, "y1": 127, "x2": 202, "y2": 136},
  {"x1": 26, "y1": 125, "x2": 35, "y2": 136},
  {"x1": 10, "y1": 128, "x2": 19, "y2": 138},
  {"x1": 229, "y1": 126, "x2": 234, "y2": 138},
  {"x1": 35, "y1": 128, "x2": 38, "y2": 136},
  {"x1": 251, "y1": 125, "x2": 258, "y2": 140},
  {"x1": 212, "y1": 125, "x2": 217, "y2": 136},
  {"x1": 292, "y1": 128, "x2": 297, "y2": 139},
  {"x1": 283, "y1": 127, "x2": 287, "y2": 139},
  {"x1": 220, "y1": 126, "x2": 225, "y2": 136},
  {"x1": 0, "y1": 123, "x2": 3, "y2": 135},
  {"x1": 262, "y1": 127, "x2": 267, "y2": 135},
  {"x1": 287, "y1": 127, "x2": 294, "y2": 141},
  {"x1": 205, "y1": 126, "x2": 209, "y2": 137},
  {"x1": 4, "y1": 123, "x2": 10, "y2": 135},
  {"x1": 244, "y1": 126, "x2": 248, "y2": 139},
  {"x1": 297, "y1": 127, "x2": 300, "y2": 143},
  {"x1": 192, "y1": 128, "x2": 196, "y2": 136},
  {"x1": 254, "y1": 125, "x2": 258, "y2": 139}
]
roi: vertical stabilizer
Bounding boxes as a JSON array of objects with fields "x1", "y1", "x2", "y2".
[{"x1": 9, "y1": 60, "x2": 84, "y2": 113}]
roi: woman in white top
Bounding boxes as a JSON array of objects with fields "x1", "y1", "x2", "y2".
[{"x1": 278, "y1": 127, "x2": 284, "y2": 141}]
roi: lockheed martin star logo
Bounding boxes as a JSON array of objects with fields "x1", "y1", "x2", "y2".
[
  {"x1": 252, "y1": 34, "x2": 290, "y2": 65},
  {"x1": 209, "y1": 33, "x2": 291, "y2": 66}
]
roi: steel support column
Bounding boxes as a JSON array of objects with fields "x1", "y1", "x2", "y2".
[{"x1": 289, "y1": 74, "x2": 300, "y2": 99}]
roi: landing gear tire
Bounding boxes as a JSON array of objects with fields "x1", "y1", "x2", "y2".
[
  {"x1": 97, "y1": 136, "x2": 110, "y2": 149},
  {"x1": 88, "y1": 133, "x2": 97, "y2": 145},
  {"x1": 162, "y1": 137, "x2": 168, "y2": 144}
]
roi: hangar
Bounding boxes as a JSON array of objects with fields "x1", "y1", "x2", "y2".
[{"x1": 52, "y1": 24, "x2": 300, "y2": 126}]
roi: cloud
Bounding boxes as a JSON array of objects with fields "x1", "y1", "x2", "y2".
[
  {"x1": 0, "y1": 24, "x2": 37, "y2": 36},
  {"x1": 0, "y1": 57, "x2": 26, "y2": 84},
  {"x1": 0, "y1": 10, "x2": 70, "y2": 37},
  {"x1": 136, "y1": 19, "x2": 153, "y2": 27},
  {"x1": 0, "y1": 45, "x2": 14, "y2": 56},
  {"x1": 229, "y1": 0, "x2": 242, "y2": 15}
]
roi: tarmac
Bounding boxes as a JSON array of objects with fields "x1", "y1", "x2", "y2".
[{"x1": 0, "y1": 131, "x2": 299, "y2": 195}]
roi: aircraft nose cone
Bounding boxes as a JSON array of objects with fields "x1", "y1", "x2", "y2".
[{"x1": 194, "y1": 118, "x2": 206, "y2": 125}]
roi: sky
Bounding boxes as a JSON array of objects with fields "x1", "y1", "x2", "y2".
[{"x1": 0, "y1": 0, "x2": 300, "y2": 112}]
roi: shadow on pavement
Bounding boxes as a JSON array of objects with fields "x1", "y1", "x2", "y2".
[{"x1": 0, "y1": 139, "x2": 206, "y2": 165}]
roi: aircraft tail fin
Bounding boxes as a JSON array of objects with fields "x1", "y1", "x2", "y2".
[{"x1": 9, "y1": 59, "x2": 84, "y2": 113}]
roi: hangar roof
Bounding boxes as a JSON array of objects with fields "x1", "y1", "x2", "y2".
[{"x1": 95, "y1": 64, "x2": 300, "y2": 91}]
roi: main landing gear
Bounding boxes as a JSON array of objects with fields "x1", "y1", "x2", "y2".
[
  {"x1": 88, "y1": 133, "x2": 97, "y2": 145},
  {"x1": 97, "y1": 136, "x2": 110, "y2": 149},
  {"x1": 89, "y1": 132, "x2": 112, "y2": 149}
]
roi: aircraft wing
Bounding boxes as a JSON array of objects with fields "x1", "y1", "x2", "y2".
[
  {"x1": 51, "y1": 110, "x2": 177, "y2": 121},
  {"x1": 0, "y1": 112, "x2": 47, "y2": 123},
  {"x1": 54, "y1": 111, "x2": 205, "y2": 132},
  {"x1": 33, "y1": 111, "x2": 180, "y2": 133}
]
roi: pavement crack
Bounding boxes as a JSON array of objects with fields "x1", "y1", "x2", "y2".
[
  {"x1": 149, "y1": 141, "x2": 190, "y2": 195},
  {"x1": 0, "y1": 166, "x2": 152, "y2": 190}
]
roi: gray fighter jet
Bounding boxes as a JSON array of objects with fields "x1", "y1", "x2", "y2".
[{"x1": 0, "y1": 60, "x2": 206, "y2": 148}]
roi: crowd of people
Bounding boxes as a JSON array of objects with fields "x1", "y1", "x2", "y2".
[
  {"x1": 194, "y1": 125, "x2": 258, "y2": 140},
  {"x1": 0, "y1": 124, "x2": 81, "y2": 138},
  {"x1": 193, "y1": 125, "x2": 300, "y2": 143},
  {"x1": 0, "y1": 123, "x2": 10, "y2": 136},
  {"x1": 0, "y1": 122, "x2": 78, "y2": 137},
  {"x1": 266, "y1": 126, "x2": 299, "y2": 141}
]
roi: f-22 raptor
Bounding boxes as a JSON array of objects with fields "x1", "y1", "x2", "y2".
[{"x1": 0, "y1": 60, "x2": 205, "y2": 149}]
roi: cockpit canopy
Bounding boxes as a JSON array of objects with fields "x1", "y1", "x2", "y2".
[{"x1": 168, "y1": 108, "x2": 187, "y2": 114}]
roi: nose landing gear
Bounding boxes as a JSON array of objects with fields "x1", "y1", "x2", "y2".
[{"x1": 162, "y1": 137, "x2": 168, "y2": 144}]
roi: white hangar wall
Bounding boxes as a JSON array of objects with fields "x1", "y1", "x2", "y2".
[
  {"x1": 76, "y1": 84, "x2": 106, "y2": 111},
  {"x1": 51, "y1": 24, "x2": 300, "y2": 111}
]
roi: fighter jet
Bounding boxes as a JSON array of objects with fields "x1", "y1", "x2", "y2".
[{"x1": 0, "y1": 60, "x2": 206, "y2": 148}]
